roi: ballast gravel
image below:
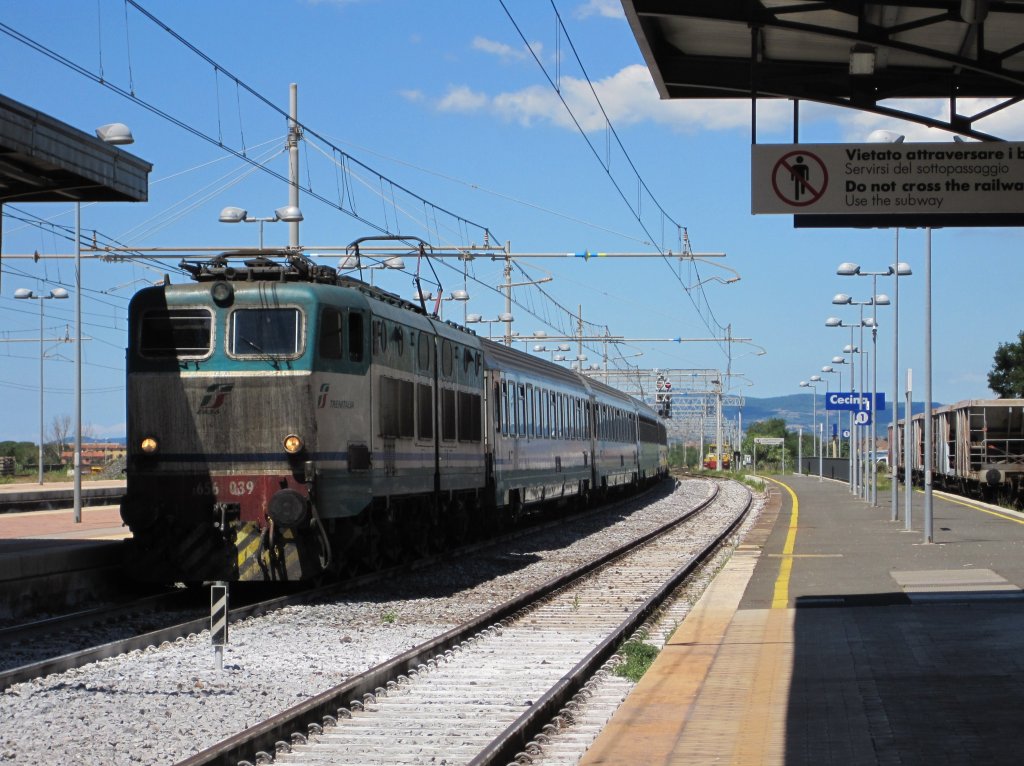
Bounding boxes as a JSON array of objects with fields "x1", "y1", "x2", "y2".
[{"x1": 0, "y1": 478, "x2": 757, "y2": 765}]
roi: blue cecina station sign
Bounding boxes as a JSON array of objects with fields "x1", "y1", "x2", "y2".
[{"x1": 825, "y1": 392, "x2": 886, "y2": 411}]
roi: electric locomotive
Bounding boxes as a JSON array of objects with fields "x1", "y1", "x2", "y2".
[{"x1": 119, "y1": 250, "x2": 668, "y2": 583}]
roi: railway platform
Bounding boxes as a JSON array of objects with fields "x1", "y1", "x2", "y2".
[
  {"x1": 0, "y1": 478, "x2": 126, "y2": 513},
  {"x1": 580, "y1": 473, "x2": 1024, "y2": 766},
  {"x1": 0, "y1": 500, "x2": 129, "y2": 618}
]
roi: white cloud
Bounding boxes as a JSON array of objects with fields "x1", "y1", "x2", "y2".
[
  {"x1": 399, "y1": 89, "x2": 425, "y2": 103},
  {"x1": 472, "y1": 36, "x2": 525, "y2": 61},
  {"x1": 437, "y1": 85, "x2": 488, "y2": 113},
  {"x1": 573, "y1": 0, "x2": 625, "y2": 20},
  {"x1": 472, "y1": 36, "x2": 544, "y2": 63},
  {"x1": 431, "y1": 64, "x2": 792, "y2": 134}
]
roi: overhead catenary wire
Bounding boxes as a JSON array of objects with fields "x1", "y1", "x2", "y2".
[
  {"x1": 0, "y1": 14, "x2": 493, "y2": 249},
  {"x1": 498, "y1": 0, "x2": 731, "y2": 351},
  {"x1": 2, "y1": 4, "x2": 736, "y2": 384}
]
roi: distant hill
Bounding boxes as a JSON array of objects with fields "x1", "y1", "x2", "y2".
[{"x1": 731, "y1": 393, "x2": 938, "y2": 432}]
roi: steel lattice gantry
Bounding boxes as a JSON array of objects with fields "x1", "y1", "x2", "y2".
[
  {"x1": 622, "y1": 1, "x2": 1024, "y2": 141},
  {"x1": 585, "y1": 367, "x2": 745, "y2": 443}
]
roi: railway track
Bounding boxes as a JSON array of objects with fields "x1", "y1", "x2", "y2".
[
  {"x1": 0, "y1": 587, "x2": 304, "y2": 691},
  {"x1": 177, "y1": 480, "x2": 752, "y2": 766},
  {"x1": 0, "y1": 480, "x2": 677, "y2": 692}
]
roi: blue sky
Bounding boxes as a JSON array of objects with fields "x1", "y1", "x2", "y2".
[{"x1": 2, "y1": 0, "x2": 1023, "y2": 442}]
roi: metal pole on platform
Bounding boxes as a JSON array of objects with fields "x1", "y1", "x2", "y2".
[
  {"x1": 797, "y1": 426, "x2": 803, "y2": 474},
  {"x1": 891, "y1": 232, "x2": 900, "y2": 521},
  {"x1": 819, "y1": 422, "x2": 823, "y2": 481},
  {"x1": 905, "y1": 368, "x2": 913, "y2": 531},
  {"x1": 74, "y1": 202, "x2": 82, "y2": 523},
  {"x1": 923, "y1": 229, "x2": 934, "y2": 543}
]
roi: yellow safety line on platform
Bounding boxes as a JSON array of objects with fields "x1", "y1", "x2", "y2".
[
  {"x1": 936, "y1": 492, "x2": 1024, "y2": 525},
  {"x1": 764, "y1": 477, "x2": 798, "y2": 609}
]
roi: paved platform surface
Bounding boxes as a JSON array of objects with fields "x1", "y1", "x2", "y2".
[
  {"x1": 580, "y1": 474, "x2": 1024, "y2": 766},
  {"x1": 0, "y1": 505, "x2": 128, "y2": 544}
]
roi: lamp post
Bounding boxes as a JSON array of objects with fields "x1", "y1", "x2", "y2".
[
  {"x1": 822, "y1": 361, "x2": 843, "y2": 457},
  {"x1": 823, "y1": 319, "x2": 864, "y2": 497},
  {"x1": 413, "y1": 288, "x2": 469, "y2": 320},
  {"x1": 810, "y1": 374, "x2": 825, "y2": 461},
  {"x1": 338, "y1": 254, "x2": 405, "y2": 286},
  {"x1": 219, "y1": 205, "x2": 304, "y2": 250},
  {"x1": 833, "y1": 291, "x2": 890, "y2": 505},
  {"x1": 68, "y1": 122, "x2": 137, "y2": 523},
  {"x1": 844, "y1": 341, "x2": 869, "y2": 499},
  {"x1": 532, "y1": 343, "x2": 572, "y2": 362},
  {"x1": 14, "y1": 287, "x2": 70, "y2": 484},
  {"x1": 466, "y1": 313, "x2": 516, "y2": 342},
  {"x1": 838, "y1": 262, "x2": 908, "y2": 512},
  {"x1": 799, "y1": 379, "x2": 818, "y2": 462}
]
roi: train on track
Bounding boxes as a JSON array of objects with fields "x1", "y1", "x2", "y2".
[
  {"x1": 890, "y1": 398, "x2": 1024, "y2": 506},
  {"x1": 119, "y1": 247, "x2": 669, "y2": 583}
]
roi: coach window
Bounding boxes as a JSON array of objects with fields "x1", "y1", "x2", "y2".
[
  {"x1": 500, "y1": 381, "x2": 509, "y2": 436},
  {"x1": 518, "y1": 384, "x2": 527, "y2": 437},
  {"x1": 526, "y1": 385, "x2": 534, "y2": 438},
  {"x1": 537, "y1": 390, "x2": 543, "y2": 438},
  {"x1": 495, "y1": 382, "x2": 503, "y2": 434},
  {"x1": 319, "y1": 308, "x2": 344, "y2": 359}
]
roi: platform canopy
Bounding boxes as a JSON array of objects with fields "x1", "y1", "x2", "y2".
[
  {"x1": 622, "y1": 1, "x2": 1024, "y2": 141},
  {"x1": 0, "y1": 93, "x2": 150, "y2": 204}
]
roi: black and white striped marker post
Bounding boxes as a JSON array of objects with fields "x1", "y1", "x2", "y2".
[{"x1": 210, "y1": 581, "x2": 229, "y2": 671}]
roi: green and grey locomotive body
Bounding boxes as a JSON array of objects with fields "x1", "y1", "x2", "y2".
[{"x1": 120, "y1": 253, "x2": 667, "y2": 583}]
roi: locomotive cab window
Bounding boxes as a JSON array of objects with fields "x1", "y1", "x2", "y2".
[
  {"x1": 139, "y1": 308, "x2": 212, "y2": 358},
  {"x1": 229, "y1": 308, "x2": 302, "y2": 357}
]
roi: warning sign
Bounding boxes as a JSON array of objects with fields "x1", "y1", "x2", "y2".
[
  {"x1": 752, "y1": 142, "x2": 1024, "y2": 216},
  {"x1": 770, "y1": 150, "x2": 828, "y2": 207}
]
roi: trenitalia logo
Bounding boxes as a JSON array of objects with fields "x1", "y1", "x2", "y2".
[
  {"x1": 198, "y1": 383, "x2": 234, "y2": 413},
  {"x1": 825, "y1": 392, "x2": 886, "y2": 411}
]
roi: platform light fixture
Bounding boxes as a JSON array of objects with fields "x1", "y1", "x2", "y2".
[
  {"x1": 14, "y1": 287, "x2": 69, "y2": 484},
  {"x1": 219, "y1": 205, "x2": 304, "y2": 250}
]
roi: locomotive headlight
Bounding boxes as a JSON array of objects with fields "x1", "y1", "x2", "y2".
[
  {"x1": 283, "y1": 434, "x2": 304, "y2": 454},
  {"x1": 140, "y1": 437, "x2": 159, "y2": 454}
]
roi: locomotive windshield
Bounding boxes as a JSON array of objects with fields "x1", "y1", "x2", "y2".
[
  {"x1": 229, "y1": 307, "x2": 303, "y2": 357},
  {"x1": 139, "y1": 308, "x2": 213, "y2": 358}
]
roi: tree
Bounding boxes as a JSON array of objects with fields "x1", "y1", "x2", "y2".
[
  {"x1": 988, "y1": 331, "x2": 1024, "y2": 398},
  {"x1": 48, "y1": 414, "x2": 73, "y2": 466},
  {"x1": 743, "y1": 418, "x2": 794, "y2": 470}
]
